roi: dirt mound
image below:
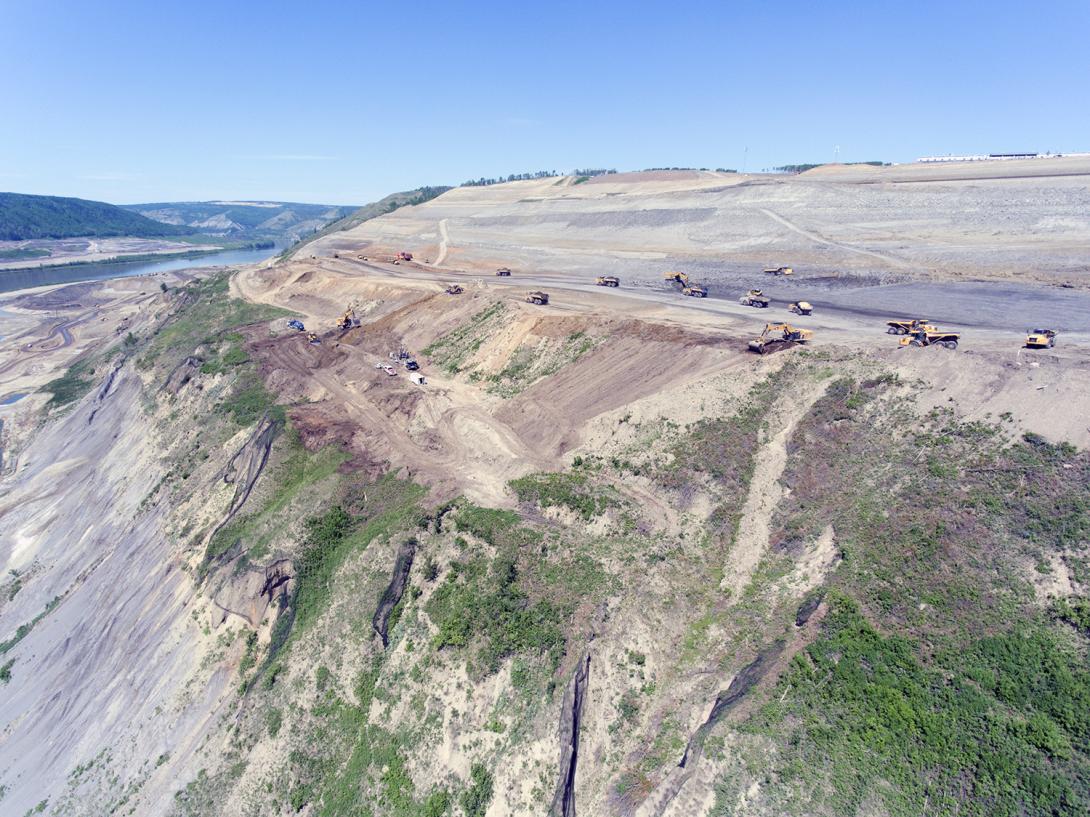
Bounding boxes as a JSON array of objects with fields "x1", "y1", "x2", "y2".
[
  {"x1": 13, "y1": 281, "x2": 98, "y2": 309},
  {"x1": 587, "y1": 170, "x2": 702, "y2": 183}
]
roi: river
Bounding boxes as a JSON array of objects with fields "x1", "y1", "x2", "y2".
[{"x1": 0, "y1": 244, "x2": 280, "y2": 295}]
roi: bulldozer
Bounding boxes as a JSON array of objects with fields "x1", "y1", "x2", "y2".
[
  {"x1": 306, "y1": 332, "x2": 321, "y2": 345},
  {"x1": 1025, "y1": 328, "x2": 1057, "y2": 349},
  {"x1": 496, "y1": 267, "x2": 512, "y2": 276},
  {"x1": 445, "y1": 283, "x2": 464, "y2": 295},
  {"x1": 764, "y1": 266, "x2": 794, "y2": 276},
  {"x1": 788, "y1": 301, "x2": 812, "y2": 316},
  {"x1": 898, "y1": 329, "x2": 960, "y2": 350},
  {"x1": 739, "y1": 289, "x2": 771, "y2": 308},
  {"x1": 682, "y1": 284, "x2": 708, "y2": 298},
  {"x1": 748, "y1": 322, "x2": 813, "y2": 354},
  {"x1": 526, "y1": 290, "x2": 549, "y2": 305},
  {"x1": 886, "y1": 319, "x2": 936, "y2": 335},
  {"x1": 596, "y1": 275, "x2": 620, "y2": 287}
]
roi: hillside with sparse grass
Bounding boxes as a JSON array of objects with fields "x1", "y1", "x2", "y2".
[{"x1": 2, "y1": 247, "x2": 1089, "y2": 817}]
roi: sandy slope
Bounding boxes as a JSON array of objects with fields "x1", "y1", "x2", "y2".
[{"x1": 311, "y1": 160, "x2": 1090, "y2": 291}]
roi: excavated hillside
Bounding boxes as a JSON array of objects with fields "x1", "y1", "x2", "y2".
[
  {"x1": 2, "y1": 164, "x2": 1090, "y2": 817},
  {"x1": 0, "y1": 251, "x2": 1087, "y2": 817},
  {"x1": 308, "y1": 159, "x2": 1090, "y2": 293}
]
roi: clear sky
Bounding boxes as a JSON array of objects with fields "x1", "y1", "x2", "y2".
[{"x1": 2, "y1": 0, "x2": 1088, "y2": 205}]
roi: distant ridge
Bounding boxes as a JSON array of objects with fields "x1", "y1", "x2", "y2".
[
  {"x1": 122, "y1": 200, "x2": 357, "y2": 243},
  {"x1": 0, "y1": 192, "x2": 193, "y2": 241}
]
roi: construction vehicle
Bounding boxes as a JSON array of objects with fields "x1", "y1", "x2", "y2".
[
  {"x1": 496, "y1": 267, "x2": 512, "y2": 276},
  {"x1": 336, "y1": 309, "x2": 359, "y2": 331},
  {"x1": 526, "y1": 290, "x2": 550, "y2": 305},
  {"x1": 445, "y1": 284, "x2": 464, "y2": 295},
  {"x1": 739, "y1": 289, "x2": 771, "y2": 308},
  {"x1": 1025, "y1": 328, "x2": 1057, "y2": 349},
  {"x1": 596, "y1": 275, "x2": 620, "y2": 287},
  {"x1": 898, "y1": 329, "x2": 960, "y2": 350},
  {"x1": 788, "y1": 301, "x2": 812, "y2": 316},
  {"x1": 764, "y1": 266, "x2": 794, "y2": 276},
  {"x1": 287, "y1": 319, "x2": 306, "y2": 332},
  {"x1": 664, "y1": 271, "x2": 707, "y2": 297},
  {"x1": 307, "y1": 332, "x2": 321, "y2": 345},
  {"x1": 748, "y1": 322, "x2": 813, "y2": 354},
  {"x1": 398, "y1": 251, "x2": 413, "y2": 262},
  {"x1": 886, "y1": 319, "x2": 936, "y2": 335}
]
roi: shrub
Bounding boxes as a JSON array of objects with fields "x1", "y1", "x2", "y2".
[{"x1": 459, "y1": 764, "x2": 493, "y2": 817}]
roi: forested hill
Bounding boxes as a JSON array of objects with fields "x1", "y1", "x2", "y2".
[{"x1": 0, "y1": 192, "x2": 193, "y2": 241}]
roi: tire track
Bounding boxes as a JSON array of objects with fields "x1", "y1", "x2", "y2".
[{"x1": 758, "y1": 207, "x2": 911, "y2": 268}]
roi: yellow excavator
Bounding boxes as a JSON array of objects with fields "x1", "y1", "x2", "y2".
[
  {"x1": 764, "y1": 266, "x2": 794, "y2": 276},
  {"x1": 748, "y1": 322, "x2": 813, "y2": 354},
  {"x1": 664, "y1": 271, "x2": 708, "y2": 297},
  {"x1": 336, "y1": 308, "x2": 359, "y2": 330}
]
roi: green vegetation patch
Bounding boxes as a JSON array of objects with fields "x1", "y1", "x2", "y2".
[
  {"x1": 451, "y1": 504, "x2": 523, "y2": 545},
  {"x1": 659, "y1": 364, "x2": 790, "y2": 536},
  {"x1": 201, "y1": 433, "x2": 347, "y2": 571},
  {"x1": 422, "y1": 302, "x2": 507, "y2": 375},
  {"x1": 259, "y1": 475, "x2": 426, "y2": 677},
  {"x1": 41, "y1": 358, "x2": 97, "y2": 409},
  {"x1": 509, "y1": 470, "x2": 617, "y2": 520},
  {"x1": 0, "y1": 247, "x2": 50, "y2": 261},
  {"x1": 143, "y1": 272, "x2": 287, "y2": 370},
  {"x1": 427, "y1": 550, "x2": 565, "y2": 673},
  {"x1": 485, "y1": 331, "x2": 599, "y2": 397},
  {"x1": 0, "y1": 595, "x2": 62, "y2": 656},
  {"x1": 750, "y1": 593, "x2": 1090, "y2": 817},
  {"x1": 721, "y1": 371, "x2": 1090, "y2": 815}
]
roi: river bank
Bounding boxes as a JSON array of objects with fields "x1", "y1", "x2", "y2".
[{"x1": 0, "y1": 243, "x2": 279, "y2": 294}]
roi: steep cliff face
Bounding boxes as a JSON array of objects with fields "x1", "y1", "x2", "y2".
[{"x1": 1, "y1": 265, "x2": 1088, "y2": 817}]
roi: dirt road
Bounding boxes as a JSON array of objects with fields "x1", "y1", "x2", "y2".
[{"x1": 294, "y1": 255, "x2": 1090, "y2": 351}]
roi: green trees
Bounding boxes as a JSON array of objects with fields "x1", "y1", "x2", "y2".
[{"x1": 0, "y1": 192, "x2": 192, "y2": 240}]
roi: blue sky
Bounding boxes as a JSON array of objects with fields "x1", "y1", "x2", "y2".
[{"x1": 2, "y1": 0, "x2": 1087, "y2": 205}]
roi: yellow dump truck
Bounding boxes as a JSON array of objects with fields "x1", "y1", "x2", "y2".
[{"x1": 1025, "y1": 328, "x2": 1056, "y2": 349}]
